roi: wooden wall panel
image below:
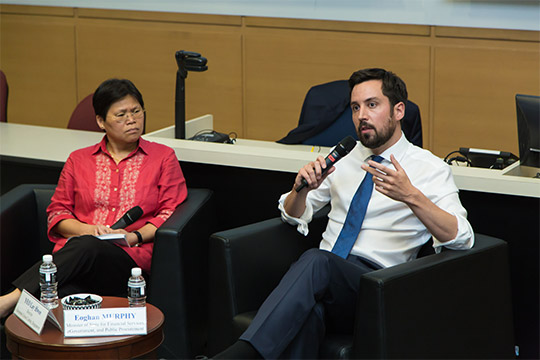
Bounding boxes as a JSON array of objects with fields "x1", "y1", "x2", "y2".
[
  {"x1": 0, "y1": 13, "x2": 77, "y2": 128},
  {"x1": 243, "y1": 28, "x2": 431, "y2": 142},
  {"x1": 1, "y1": 5, "x2": 539, "y2": 158},
  {"x1": 76, "y1": 17, "x2": 243, "y2": 135},
  {"x1": 433, "y1": 42, "x2": 540, "y2": 158},
  {"x1": 244, "y1": 16, "x2": 430, "y2": 36}
]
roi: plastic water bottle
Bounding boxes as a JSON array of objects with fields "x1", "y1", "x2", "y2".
[
  {"x1": 127, "y1": 267, "x2": 146, "y2": 307},
  {"x1": 39, "y1": 254, "x2": 58, "y2": 309}
]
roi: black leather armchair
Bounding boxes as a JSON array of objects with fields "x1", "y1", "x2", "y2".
[
  {"x1": 0, "y1": 184, "x2": 215, "y2": 359},
  {"x1": 149, "y1": 187, "x2": 216, "y2": 359},
  {"x1": 208, "y1": 209, "x2": 515, "y2": 359},
  {"x1": 0, "y1": 184, "x2": 56, "y2": 296}
]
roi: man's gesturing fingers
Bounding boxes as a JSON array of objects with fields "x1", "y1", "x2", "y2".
[{"x1": 361, "y1": 155, "x2": 414, "y2": 202}]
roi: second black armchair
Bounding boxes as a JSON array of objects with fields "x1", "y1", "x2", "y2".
[{"x1": 208, "y1": 210, "x2": 515, "y2": 359}]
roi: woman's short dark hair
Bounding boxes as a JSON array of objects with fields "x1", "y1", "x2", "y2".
[
  {"x1": 92, "y1": 79, "x2": 144, "y2": 119},
  {"x1": 348, "y1": 68, "x2": 408, "y2": 108}
]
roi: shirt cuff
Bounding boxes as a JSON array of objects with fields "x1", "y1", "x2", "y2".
[
  {"x1": 47, "y1": 211, "x2": 75, "y2": 240},
  {"x1": 147, "y1": 208, "x2": 175, "y2": 229},
  {"x1": 278, "y1": 192, "x2": 314, "y2": 236},
  {"x1": 432, "y1": 211, "x2": 475, "y2": 251}
]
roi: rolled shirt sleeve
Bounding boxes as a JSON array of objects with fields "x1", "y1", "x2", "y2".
[
  {"x1": 431, "y1": 192, "x2": 475, "y2": 251},
  {"x1": 278, "y1": 192, "x2": 313, "y2": 236}
]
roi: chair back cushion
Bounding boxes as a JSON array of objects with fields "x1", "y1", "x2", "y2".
[
  {"x1": 277, "y1": 80, "x2": 350, "y2": 145},
  {"x1": 0, "y1": 70, "x2": 7, "y2": 123},
  {"x1": 303, "y1": 107, "x2": 356, "y2": 147},
  {"x1": 67, "y1": 93, "x2": 102, "y2": 132},
  {"x1": 278, "y1": 80, "x2": 423, "y2": 148}
]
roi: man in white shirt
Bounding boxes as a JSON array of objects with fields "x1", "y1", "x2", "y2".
[{"x1": 214, "y1": 68, "x2": 474, "y2": 359}]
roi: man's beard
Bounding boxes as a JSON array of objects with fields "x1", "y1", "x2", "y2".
[{"x1": 357, "y1": 117, "x2": 396, "y2": 149}]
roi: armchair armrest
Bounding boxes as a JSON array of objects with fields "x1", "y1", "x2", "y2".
[
  {"x1": 0, "y1": 184, "x2": 55, "y2": 294},
  {"x1": 354, "y1": 234, "x2": 514, "y2": 359},
  {"x1": 208, "y1": 207, "x2": 329, "y2": 354},
  {"x1": 148, "y1": 188, "x2": 215, "y2": 359}
]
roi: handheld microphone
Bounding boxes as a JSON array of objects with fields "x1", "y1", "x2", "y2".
[
  {"x1": 295, "y1": 136, "x2": 357, "y2": 192},
  {"x1": 111, "y1": 206, "x2": 143, "y2": 230}
]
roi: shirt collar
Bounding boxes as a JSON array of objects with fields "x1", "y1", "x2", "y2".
[
  {"x1": 359, "y1": 131, "x2": 410, "y2": 164},
  {"x1": 92, "y1": 135, "x2": 149, "y2": 157}
]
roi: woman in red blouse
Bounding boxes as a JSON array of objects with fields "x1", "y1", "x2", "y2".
[{"x1": 0, "y1": 79, "x2": 187, "y2": 317}]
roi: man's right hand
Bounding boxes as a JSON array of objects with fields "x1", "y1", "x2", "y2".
[
  {"x1": 284, "y1": 156, "x2": 335, "y2": 218},
  {"x1": 295, "y1": 155, "x2": 335, "y2": 192}
]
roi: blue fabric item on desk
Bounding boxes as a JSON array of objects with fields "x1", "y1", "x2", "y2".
[{"x1": 277, "y1": 80, "x2": 423, "y2": 148}]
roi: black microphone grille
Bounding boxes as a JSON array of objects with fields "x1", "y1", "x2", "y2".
[
  {"x1": 126, "y1": 206, "x2": 143, "y2": 222},
  {"x1": 337, "y1": 136, "x2": 357, "y2": 153}
]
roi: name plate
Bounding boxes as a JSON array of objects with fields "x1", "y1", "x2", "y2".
[
  {"x1": 63, "y1": 307, "x2": 147, "y2": 337},
  {"x1": 13, "y1": 289, "x2": 62, "y2": 335}
]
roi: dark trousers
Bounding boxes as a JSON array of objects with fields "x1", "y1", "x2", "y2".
[
  {"x1": 12, "y1": 235, "x2": 137, "y2": 298},
  {"x1": 240, "y1": 248, "x2": 381, "y2": 359}
]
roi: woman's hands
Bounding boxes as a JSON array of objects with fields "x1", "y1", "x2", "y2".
[
  {"x1": 53, "y1": 219, "x2": 128, "y2": 239},
  {"x1": 54, "y1": 217, "x2": 156, "y2": 247},
  {"x1": 89, "y1": 226, "x2": 140, "y2": 247}
]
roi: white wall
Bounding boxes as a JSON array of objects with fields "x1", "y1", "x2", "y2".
[{"x1": 2, "y1": 0, "x2": 540, "y2": 31}]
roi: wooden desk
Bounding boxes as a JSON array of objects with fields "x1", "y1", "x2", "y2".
[
  {"x1": 4, "y1": 297, "x2": 164, "y2": 359},
  {"x1": 1, "y1": 122, "x2": 538, "y2": 198},
  {"x1": 1, "y1": 122, "x2": 538, "y2": 359}
]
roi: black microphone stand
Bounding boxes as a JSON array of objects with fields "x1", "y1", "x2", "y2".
[{"x1": 174, "y1": 50, "x2": 208, "y2": 139}]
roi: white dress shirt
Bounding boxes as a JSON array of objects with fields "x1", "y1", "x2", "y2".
[{"x1": 279, "y1": 133, "x2": 474, "y2": 268}]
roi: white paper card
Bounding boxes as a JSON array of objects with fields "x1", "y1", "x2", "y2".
[
  {"x1": 63, "y1": 307, "x2": 147, "y2": 337},
  {"x1": 13, "y1": 289, "x2": 61, "y2": 335},
  {"x1": 47, "y1": 309, "x2": 63, "y2": 331},
  {"x1": 67, "y1": 234, "x2": 130, "y2": 247},
  {"x1": 96, "y1": 233, "x2": 130, "y2": 247}
]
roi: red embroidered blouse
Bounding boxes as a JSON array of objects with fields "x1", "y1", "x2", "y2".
[{"x1": 46, "y1": 136, "x2": 187, "y2": 273}]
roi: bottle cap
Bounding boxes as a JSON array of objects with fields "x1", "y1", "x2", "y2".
[
  {"x1": 131, "y1": 267, "x2": 142, "y2": 277},
  {"x1": 42, "y1": 254, "x2": 53, "y2": 263}
]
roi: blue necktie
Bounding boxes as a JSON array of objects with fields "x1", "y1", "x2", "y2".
[{"x1": 331, "y1": 155, "x2": 384, "y2": 259}]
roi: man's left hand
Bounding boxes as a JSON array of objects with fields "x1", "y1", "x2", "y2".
[{"x1": 361, "y1": 154, "x2": 418, "y2": 203}]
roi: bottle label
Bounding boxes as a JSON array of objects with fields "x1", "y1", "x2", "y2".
[
  {"x1": 40, "y1": 271, "x2": 57, "y2": 283},
  {"x1": 128, "y1": 286, "x2": 145, "y2": 297}
]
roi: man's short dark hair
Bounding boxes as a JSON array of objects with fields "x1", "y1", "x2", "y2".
[
  {"x1": 92, "y1": 79, "x2": 144, "y2": 119},
  {"x1": 348, "y1": 68, "x2": 408, "y2": 108}
]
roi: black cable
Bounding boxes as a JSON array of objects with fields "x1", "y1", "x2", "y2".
[
  {"x1": 189, "y1": 129, "x2": 236, "y2": 144},
  {"x1": 447, "y1": 156, "x2": 472, "y2": 166},
  {"x1": 191, "y1": 129, "x2": 215, "y2": 137},
  {"x1": 444, "y1": 150, "x2": 472, "y2": 166},
  {"x1": 443, "y1": 150, "x2": 460, "y2": 163},
  {"x1": 227, "y1": 132, "x2": 238, "y2": 143}
]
